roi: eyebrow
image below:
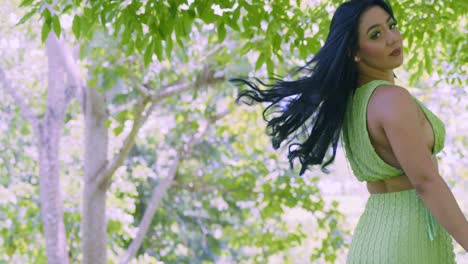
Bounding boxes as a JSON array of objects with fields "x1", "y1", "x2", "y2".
[{"x1": 366, "y1": 16, "x2": 393, "y2": 34}]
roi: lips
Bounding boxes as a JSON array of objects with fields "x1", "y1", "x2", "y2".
[{"x1": 390, "y1": 47, "x2": 401, "y2": 56}]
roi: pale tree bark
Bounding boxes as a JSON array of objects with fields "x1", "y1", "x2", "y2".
[
  {"x1": 38, "y1": 33, "x2": 72, "y2": 264},
  {"x1": 43, "y1": 31, "x2": 109, "y2": 264},
  {"x1": 119, "y1": 110, "x2": 229, "y2": 264},
  {"x1": 81, "y1": 76, "x2": 223, "y2": 264},
  {"x1": 2, "y1": 16, "x2": 225, "y2": 263},
  {"x1": 3, "y1": 45, "x2": 223, "y2": 264},
  {"x1": 51, "y1": 30, "x2": 224, "y2": 262},
  {"x1": 81, "y1": 84, "x2": 109, "y2": 264},
  {"x1": 39, "y1": 27, "x2": 109, "y2": 263},
  {"x1": 0, "y1": 32, "x2": 73, "y2": 264}
]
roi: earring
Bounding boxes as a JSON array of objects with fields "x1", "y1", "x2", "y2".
[{"x1": 354, "y1": 56, "x2": 360, "y2": 62}]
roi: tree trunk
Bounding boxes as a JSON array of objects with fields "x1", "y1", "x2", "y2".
[
  {"x1": 37, "y1": 33, "x2": 70, "y2": 264},
  {"x1": 82, "y1": 85, "x2": 109, "y2": 264}
]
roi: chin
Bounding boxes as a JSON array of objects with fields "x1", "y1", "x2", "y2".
[
  {"x1": 391, "y1": 62, "x2": 403, "y2": 69},
  {"x1": 387, "y1": 58, "x2": 404, "y2": 69},
  {"x1": 392, "y1": 54, "x2": 404, "y2": 67}
]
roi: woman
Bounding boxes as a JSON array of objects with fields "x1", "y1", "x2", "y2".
[{"x1": 230, "y1": 0, "x2": 468, "y2": 262}]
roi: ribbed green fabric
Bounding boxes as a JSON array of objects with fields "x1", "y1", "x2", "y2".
[
  {"x1": 347, "y1": 189, "x2": 456, "y2": 263},
  {"x1": 342, "y1": 80, "x2": 455, "y2": 263},
  {"x1": 342, "y1": 79, "x2": 446, "y2": 182}
]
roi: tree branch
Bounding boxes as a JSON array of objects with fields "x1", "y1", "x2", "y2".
[
  {"x1": 118, "y1": 152, "x2": 181, "y2": 264},
  {"x1": 96, "y1": 97, "x2": 153, "y2": 189},
  {"x1": 96, "y1": 69, "x2": 226, "y2": 190},
  {"x1": 50, "y1": 34, "x2": 86, "y2": 112},
  {"x1": 0, "y1": 68, "x2": 41, "y2": 136},
  {"x1": 153, "y1": 66, "x2": 224, "y2": 103},
  {"x1": 196, "y1": 44, "x2": 224, "y2": 64},
  {"x1": 119, "y1": 110, "x2": 229, "y2": 264},
  {"x1": 128, "y1": 43, "x2": 224, "y2": 83},
  {"x1": 180, "y1": 110, "x2": 230, "y2": 159},
  {"x1": 129, "y1": 66, "x2": 225, "y2": 103}
]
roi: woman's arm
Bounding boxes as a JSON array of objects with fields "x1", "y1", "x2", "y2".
[
  {"x1": 374, "y1": 84, "x2": 468, "y2": 251},
  {"x1": 418, "y1": 175, "x2": 468, "y2": 251}
]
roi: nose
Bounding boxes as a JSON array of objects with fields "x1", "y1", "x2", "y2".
[{"x1": 386, "y1": 29, "x2": 399, "y2": 46}]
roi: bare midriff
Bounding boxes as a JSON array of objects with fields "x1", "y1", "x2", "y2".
[{"x1": 366, "y1": 174, "x2": 415, "y2": 194}]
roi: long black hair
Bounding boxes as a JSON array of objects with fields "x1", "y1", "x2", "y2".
[{"x1": 230, "y1": 0, "x2": 396, "y2": 176}]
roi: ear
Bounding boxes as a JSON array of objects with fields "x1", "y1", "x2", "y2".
[
  {"x1": 347, "y1": 48, "x2": 359, "y2": 59},
  {"x1": 353, "y1": 49, "x2": 360, "y2": 57}
]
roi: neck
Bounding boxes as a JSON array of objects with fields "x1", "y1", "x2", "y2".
[{"x1": 357, "y1": 64, "x2": 395, "y2": 87}]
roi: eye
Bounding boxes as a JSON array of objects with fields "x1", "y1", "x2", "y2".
[
  {"x1": 370, "y1": 31, "x2": 381, "y2": 40},
  {"x1": 389, "y1": 22, "x2": 398, "y2": 30}
]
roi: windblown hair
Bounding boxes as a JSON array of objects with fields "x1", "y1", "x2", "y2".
[{"x1": 230, "y1": 0, "x2": 396, "y2": 176}]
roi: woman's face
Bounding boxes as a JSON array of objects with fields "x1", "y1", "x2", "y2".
[{"x1": 356, "y1": 6, "x2": 403, "y2": 70}]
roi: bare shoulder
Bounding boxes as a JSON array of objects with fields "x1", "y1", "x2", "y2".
[
  {"x1": 369, "y1": 84, "x2": 438, "y2": 186},
  {"x1": 369, "y1": 84, "x2": 418, "y2": 123},
  {"x1": 373, "y1": 84, "x2": 411, "y2": 98}
]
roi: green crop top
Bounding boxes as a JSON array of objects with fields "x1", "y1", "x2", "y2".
[
  {"x1": 341, "y1": 80, "x2": 446, "y2": 242},
  {"x1": 342, "y1": 79, "x2": 446, "y2": 182}
]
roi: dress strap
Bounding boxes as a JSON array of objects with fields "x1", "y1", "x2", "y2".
[{"x1": 424, "y1": 206, "x2": 437, "y2": 241}]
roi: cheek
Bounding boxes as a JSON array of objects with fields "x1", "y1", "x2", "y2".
[{"x1": 360, "y1": 42, "x2": 385, "y2": 59}]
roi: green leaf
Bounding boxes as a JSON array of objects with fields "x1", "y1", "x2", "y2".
[
  {"x1": 100, "y1": 11, "x2": 106, "y2": 26},
  {"x1": 136, "y1": 34, "x2": 148, "y2": 54},
  {"x1": 115, "y1": 109, "x2": 130, "y2": 124},
  {"x1": 143, "y1": 40, "x2": 154, "y2": 67},
  {"x1": 225, "y1": 17, "x2": 240, "y2": 31},
  {"x1": 190, "y1": 121, "x2": 200, "y2": 131},
  {"x1": 113, "y1": 125, "x2": 124, "y2": 136},
  {"x1": 407, "y1": 54, "x2": 417, "y2": 69},
  {"x1": 72, "y1": 15, "x2": 81, "y2": 39},
  {"x1": 113, "y1": 94, "x2": 128, "y2": 105},
  {"x1": 154, "y1": 39, "x2": 163, "y2": 61},
  {"x1": 240, "y1": 42, "x2": 253, "y2": 55},
  {"x1": 182, "y1": 20, "x2": 192, "y2": 37},
  {"x1": 41, "y1": 22, "x2": 51, "y2": 43},
  {"x1": 122, "y1": 28, "x2": 132, "y2": 46},
  {"x1": 266, "y1": 59, "x2": 274, "y2": 77},
  {"x1": 165, "y1": 36, "x2": 173, "y2": 60},
  {"x1": 15, "y1": 8, "x2": 38, "y2": 26},
  {"x1": 407, "y1": 32, "x2": 414, "y2": 49},
  {"x1": 232, "y1": 6, "x2": 241, "y2": 27},
  {"x1": 83, "y1": 7, "x2": 93, "y2": 19},
  {"x1": 42, "y1": 8, "x2": 52, "y2": 23},
  {"x1": 20, "y1": 125, "x2": 30, "y2": 135},
  {"x1": 174, "y1": 18, "x2": 183, "y2": 37},
  {"x1": 272, "y1": 33, "x2": 281, "y2": 51},
  {"x1": 160, "y1": 19, "x2": 174, "y2": 40},
  {"x1": 218, "y1": 23, "x2": 226, "y2": 42},
  {"x1": 52, "y1": 15, "x2": 61, "y2": 38},
  {"x1": 62, "y1": 4, "x2": 74, "y2": 14},
  {"x1": 299, "y1": 43, "x2": 308, "y2": 59},
  {"x1": 87, "y1": 76, "x2": 98, "y2": 87},
  {"x1": 19, "y1": 0, "x2": 34, "y2": 7},
  {"x1": 255, "y1": 52, "x2": 265, "y2": 70},
  {"x1": 101, "y1": 71, "x2": 117, "y2": 91},
  {"x1": 424, "y1": 51, "x2": 433, "y2": 75}
]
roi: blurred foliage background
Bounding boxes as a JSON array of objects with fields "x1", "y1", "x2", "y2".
[{"x1": 0, "y1": 0, "x2": 466, "y2": 263}]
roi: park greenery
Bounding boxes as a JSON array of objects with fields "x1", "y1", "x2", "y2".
[{"x1": 0, "y1": 0, "x2": 466, "y2": 263}]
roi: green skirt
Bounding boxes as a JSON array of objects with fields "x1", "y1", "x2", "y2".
[{"x1": 347, "y1": 189, "x2": 456, "y2": 264}]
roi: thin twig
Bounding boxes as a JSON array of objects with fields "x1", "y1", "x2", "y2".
[
  {"x1": 0, "y1": 68, "x2": 41, "y2": 136},
  {"x1": 129, "y1": 67, "x2": 225, "y2": 102},
  {"x1": 96, "y1": 96, "x2": 152, "y2": 188},
  {"x1": 119, "y1": 110, "x2": 230, "y2": 264}
]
